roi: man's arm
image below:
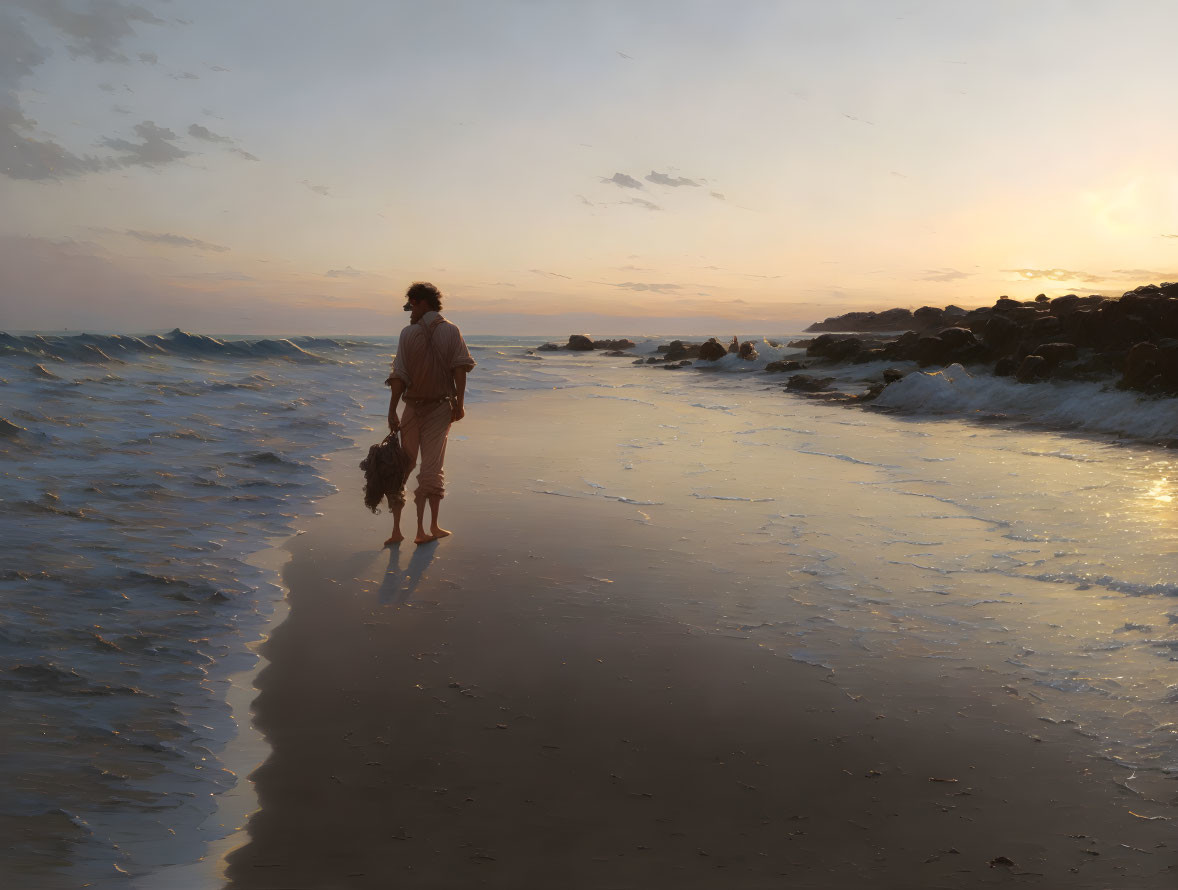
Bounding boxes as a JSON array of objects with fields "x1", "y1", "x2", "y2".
[
  {"x1": 387, "y1": 376, "x2": 405, "y2": 432},
  {"x1": 451, "y1": 367, "x2": 468, "y2": 422}
]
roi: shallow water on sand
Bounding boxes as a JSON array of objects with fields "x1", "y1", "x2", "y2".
[
  {"x1": 454, "y1": 349, "x2": 1178, "y2": 810},
  {"x1": 3, "y1": 331, "x2": 1177, "y2": 885}
]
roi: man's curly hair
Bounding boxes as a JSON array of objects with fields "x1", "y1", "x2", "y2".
[{"x1": 405, "y1": 281, "x2": 442, "y2": 312}]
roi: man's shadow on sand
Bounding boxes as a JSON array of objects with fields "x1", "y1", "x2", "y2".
[{"x1": 377, "y1": 542, "x2": 438, "y2": 605}]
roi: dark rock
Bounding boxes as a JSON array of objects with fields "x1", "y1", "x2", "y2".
[
  {"x1": 859, "y1": 382, "x2": 887, "y2": 401},
  {"x1": 937, "y1": 327, "x2": 978, "y2": 350},
  {"x1": 807, "y1": 334, "x2": 863, "y2": 361},
  {"x1": 1030, "y1": 315, "x2": 1062, "y2": 337},
  {"x1": 603, "y1": 350, "x2": 631, "y2": 357},
  {"x1": 698, "y1": 338, "x2": 728, "y2": 361},
  {"x1": 1008, "y1": 306, "x2": 1044, "y2": 325},
  {"x1": 567, "y1": 334, "x2": 595, "y2": 351},
  {"x1": 983, "y1": 314, "x2": 1020, "y2": 351},
  {"x1": 738, "y1": 341, "x2": 758, "y2": 360},
  {"x1": 785, "y1": 374, "x2": 836, "y2": 392},
  {"x1": 765, "y1": 360, "x2": 804, "y2": 373},
  {"x1": 913, "y1": 306, "x2": 944, "y2": 328},
  {"x1": 537, "y1": 342, "x2": 562, "y2": 351},
  {"x1": 994, "y1": 357, "x2": 1018, "y2": 377},
  {"x1": 1121, "y1": 341, "x2": 1159, "y2": 390},
  {"x1": 804, "y1": 307, "x2": 914, "y2": 333},
  {"x1": 882, "y1": 367, "x2": 906, "y2": 384},
  {"x1": 913, "y1": 335, "x2": 950, "y2": 367},
  {"x1": 1035, "y1": 342, "x2": 1078, "y2": 367},
  {"x1": 1016, "y1": 355, "x2": 1049, "y2": 383},
  {"x1": 661, "y1": 340, "x2": 703, "y2": 361},
  {"x1": 852, "y1": 348, "x2": 888, "y2": 363},
  {"x1": 881, "y1": 330, "x2": 921, "y2": 360},
  {"x1": 592, "y1": 338, "x2": 636, "y2": 350}
]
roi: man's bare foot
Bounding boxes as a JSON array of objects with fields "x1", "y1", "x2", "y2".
[
  {"x1": 384, "y1": 531, "x2": 404, "y2": 546},
  {"x1": 414, "y1": 531, "x2": 436, "y2": 545},
  {"x1": 430, "y1": 526, "x2": 452, "y2": 539}
]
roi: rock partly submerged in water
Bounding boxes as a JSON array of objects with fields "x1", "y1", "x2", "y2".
[
  {"x1": 540, "y1": 335, "x2": 638, "y2": 352},
  {"x1": 698, "y1": 338, "x2": 728, "y2": 361}
]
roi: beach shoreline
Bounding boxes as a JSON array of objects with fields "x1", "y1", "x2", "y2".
[{"x1": 223, "y1": 390, "x2": 1178, "y2": 889}]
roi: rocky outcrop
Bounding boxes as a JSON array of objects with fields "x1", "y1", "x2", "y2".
[
  {"x1": 765, "y1": 360, "x2": 804, "y2": 373},
  {"x1": 557, "y1": 282, "x2": 1178, "y2": 401},
  {"x1": 785, "y1": 374, "x2": 835, "y2": 392},
  {"x1": 805, "y1": 307, "x2": 917, "y2": 333},
  {"x1": 804, "y1": 282, "x2": 1178, "y2": 395},
  {"x1": 539, "y1": 335, "x2": 636, "y2": 352},
  {"x1": 698, "y1": 338, "x2": 728, "y2": 361},
  {"x1": 659, "y1": 340, "x2": 704, "y2": 361}
]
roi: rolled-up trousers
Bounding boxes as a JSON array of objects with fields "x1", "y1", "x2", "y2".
[{"x1": 400, "y1": 399, "x2": 452, "y2": 502}]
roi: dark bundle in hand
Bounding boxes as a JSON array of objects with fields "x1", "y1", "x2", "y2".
[{"x1": 360, "y1": 434, "x2": 409, "y2": 513}]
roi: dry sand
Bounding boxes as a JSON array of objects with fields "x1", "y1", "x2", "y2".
[{"x1": 224, "y1": 392, "x2": 1177, "y2": 889}]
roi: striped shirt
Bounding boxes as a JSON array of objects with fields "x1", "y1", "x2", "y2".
[{"x1": 390, "y1": 311, "x2": 476, "y2": 399}]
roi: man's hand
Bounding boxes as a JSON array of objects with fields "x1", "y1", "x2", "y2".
[
  {"x1": 388, "y1": 414, "x2": 400, "y2": 433},
  {"x1": 451, "y1": 401, "x2": 465, "y2": 423}
]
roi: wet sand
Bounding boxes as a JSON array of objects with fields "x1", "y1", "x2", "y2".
[{"x1": 225, "y1": 389, "x2": 1177, "y2": 889}]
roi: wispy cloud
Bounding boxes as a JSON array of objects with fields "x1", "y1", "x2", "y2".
[
  {"x1": 187, "y1": 123, "x2": 259, "y2": 161},
  {"x1": 300, "y1": 180, "x2": 331, "y2": 196},
  {"x1": 604, "y1": 172, "x2": 643, "y2": 189},
  {"x1": 530, "y1": 269, "x2": 572, "y2": 279},
  {"x1": 1110, "y1": 269, "x2": 1178, "y2": 281},
  {"x1": 646, "y1": 170, "x2": 699, "y2": 188},
  {"x1": 173, "y1": 271, "x2": 255, "y2": 281},
  {"x1": 922, "y1": 268, "x2": 972, "y2": 282},
  {"x1": 624, "y1": 197, "x2": 661, "y2": 211},
  {"x1": 125, "y1": 229, "x2": 230, "y2": 252},
  {"x1": 325, "y1": 266, "x2": 368, "y2": 278},
  {"x1": 13, "y1": 0, "x2": 163, "y2": 63},
  {"x1": 1006, "y1": 268, "x2": 1105, "y2": 284},
  {"x1": 611, "y1": 282, "x2": 681, "y2": 293},
  {"x1": 710, "y1": 191, "x2": 726, "y2": 200},
  {"x1": 0, "y1": 11, "x2": 107, "y2": 180},
  {"x1": 187, "y1": 123, "x2": 232, "y2": 144},
  {"x1": 102, "y1": 121, "x2": 189, "y2": 167},
  {"x1": 1163, "y1": 234, "x2": 1178, "y2": 239}
]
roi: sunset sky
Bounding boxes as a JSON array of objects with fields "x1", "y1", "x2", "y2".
[{"x1": 3, "y1": 0, "x2": 1178, "y2": 334}]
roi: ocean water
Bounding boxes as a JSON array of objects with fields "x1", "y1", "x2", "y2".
[{"x1": 2, "y1": 330, "x2": 1177, "y2": 887}]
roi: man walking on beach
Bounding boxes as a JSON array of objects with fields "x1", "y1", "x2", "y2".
[{"x1": 385, "y1": 282, "x2": 476, "y2": 545}]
